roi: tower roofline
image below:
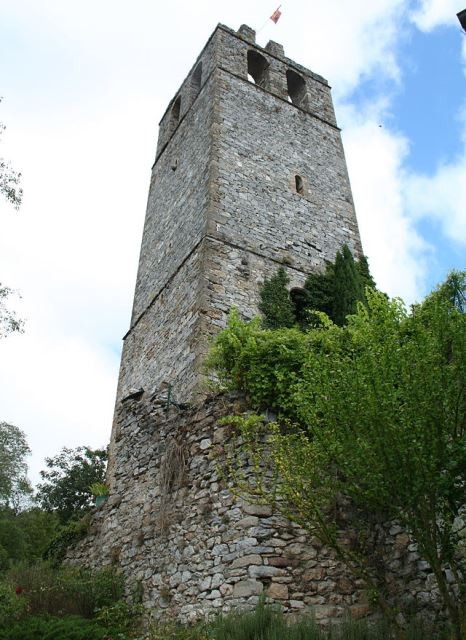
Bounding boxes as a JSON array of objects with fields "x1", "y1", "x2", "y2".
[{"x1": 158, "y1": 22, "x2": 330, "y2": 126}]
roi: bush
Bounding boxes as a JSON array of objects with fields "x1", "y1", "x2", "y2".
[
  {"x1": 43, "y1": 516, "x2": 90, "y2": 565},
  {"x1": 95, "y1": 600, "x2": 143, "y2": 635},
  {"x1": 207, "y1": 600, "x2": 449, "y2": 640},
  {"x1": 5, "y1": 563, "x2": 124, "y2": 618},
  {"x1": 0, "y1": 582, "x2": 27, "y2": 628},
  {"x1": 0, "y1": 614, "x2": 126, "y2": 640}
]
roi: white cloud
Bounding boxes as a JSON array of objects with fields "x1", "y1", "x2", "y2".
[
  {"x1": 341, "y1": 104, "x2": 429, "y2": 303},
  {"x1": 410, "y1": 0, "x2": 465, "y2": 31},
  {"x1": 404, "y1": 154, "x2": 466, "y2": 245}
]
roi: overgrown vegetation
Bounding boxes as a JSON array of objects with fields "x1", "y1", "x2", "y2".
[
  {"x1": 259, "y1": 246, "x2": 377, "y2": 330},
  {"x1": 0, "y1": 563, "x2": 132, "y2": 638},
  {"x1": 208, "y1": 271, "x2": 466, "y2": 639},
  {"x1": 36, "y1": 446, "x2": 107, "y2": 524}
]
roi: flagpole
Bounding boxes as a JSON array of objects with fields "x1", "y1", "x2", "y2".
[
  {"x1": 257, "y1": 4, "x2": 282, "y2": 35},
  {"x1": 256, "y1": 18, "x2": 270, "y2": 35}
]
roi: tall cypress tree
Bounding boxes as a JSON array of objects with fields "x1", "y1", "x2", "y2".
[
  {"x1": 303, "y1": 262, "x2": 334, "y2": 320},
  {"x1": 258, "y1": 267, "x2": 296, "y2": 329},
  {"x1": 332, "y1": 245, "x2": 364, "y2": 326},
  {"x1": 357, "y1": 255, "x2": 376, "y2": 297}
]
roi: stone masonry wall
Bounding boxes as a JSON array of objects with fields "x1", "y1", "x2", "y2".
[
  {"x1": 68, "y1": 395, "x2": 448, "y2": 626},
  {"x1": 117, "y1": 24, "x2": 363, "y2": 403}
]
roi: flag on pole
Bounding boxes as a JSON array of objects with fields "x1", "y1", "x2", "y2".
[{"x1": 270, "y1": 6, "x2": 282, "y2": 24}]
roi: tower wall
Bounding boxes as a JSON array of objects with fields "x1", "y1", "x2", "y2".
[
  {"x1": 116, "y1": 24, "x2": 362, "y2": 404},
  {"x1": 69, "y1": 24, "x2": 448, "y2": 628}
]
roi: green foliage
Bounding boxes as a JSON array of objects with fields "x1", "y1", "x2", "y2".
[
  {"x1": 259, "y1": 247, "x2": 376, "y2": 330},
  {"x1": 0, "y1": 423, "x2": 31, "y2": 510},
  {"x1": 304, "y1": 246, "x2": 373, "y2": 327},
  {"x1": 143, "y1": 599, "x2": 448, "y2": 640},
  {"x1": 146, "y1": 620, "x2": 208, "y2": 640},
  {"x1": 4, "y1": 563, "x2": 124, "y2": 618},
  {"x1": 0, "y1": 615, "x2": 126, "y2": 640},
  {"x1": 209, "y1": 271, "x2": 466, "y2": 637},
  {"x1": 0, "y1": 508, "x2": 59, "y2": 569},
  {"x1": 0, "y1": 285, "x2": 24, "y2": 339},
  {"x1": 206, "y1": 309, "x2": 308, "y2": 413},
  {"x1": 332, "y1": 245, "x2": 364, "y2": 326},
  {"x1": 0, "y1": 582, "x2": 27, "y2": 628},
  {"x1": 303, "y1": 262, "x2": 335, "y2": 323},
  {"x1": 258, "y1": 267, "x2": 295, "y2": 329},
  {"x1": 0, "y1": 100, "x2": 23, "y2": 210},
  {"x1": 43, "y1": 516, "x2": 91, "y2": 565},
  {"x1": 89, "y1": 482, "x2": 108, "y2": 497},
  {"x1": 357, "y1": 255, "x2": 376, "y2": 292},
  {"x1": 95, "y1": 600, "x2": 143, "y2": 636},
  {"x1": 36, "y1": 446, "x2": 107, "y2": 524}
]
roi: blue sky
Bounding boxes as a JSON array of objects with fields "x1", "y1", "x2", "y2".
[
  {"x1": 0, "y1": 0, "x2": 465, "y2": 481},
  {"x1": 342, "y1": 11, "x2": 466, "y2": 292}
]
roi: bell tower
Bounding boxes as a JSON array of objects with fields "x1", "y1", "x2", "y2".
[{"x1": 115, "y1": 23, "x2": 362, "y2": 405}]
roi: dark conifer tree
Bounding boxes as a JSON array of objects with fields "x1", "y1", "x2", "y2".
[
  {"x1": 303, "y1": 262, "x2": 334, "y2": 321},
  {"x1": 332, "y1": 245, "x2": 364, "y2": 326},
  {"x1": 258, "y1": 267, "x2": 295, "y2": 329},
  {"x1": 357, "y1": 255, "x2": 376, "y2": 295}
]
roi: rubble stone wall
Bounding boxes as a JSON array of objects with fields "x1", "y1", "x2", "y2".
[{"x1": 68, "y1": 395, "x2": 447, "y2": 626}]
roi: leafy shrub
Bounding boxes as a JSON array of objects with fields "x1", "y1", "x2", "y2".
[
  {"x1": 0, "y1": 614, "x2": 125, "y2": 640},
  {"x1": 43, "y1": 516, "x2": 90, "y2": 565},
  {"x1": 5, "y1": 563, "x2": 124, "y2": 618},
  {"x1": 0, "y1": 582, "x2": 27, "y2": 627},
  {"x1": 95, "y1": 600, "x2": 143, "y2": 634},
  {"x1": 146, "y1": 619, "x2": 208, "y2": 640},
  {"x1": 207, "y1": 600, "x2": 449, "y2": 640}
]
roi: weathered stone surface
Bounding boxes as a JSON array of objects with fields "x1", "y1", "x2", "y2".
[
  {"x1": 231, "y1": 554, "x2": 262, "y2": 568},
  {"x1": 243, "y1": 504, "x2": 273, "y2": 517},
  {"x1": 267, "y1": 556, "x2": 292, "y2": 568},
  {"x1": 267, "y1": 583, "x2": 289, "y2": 600},
  {"x1": 249, "y1": 565, "x2": 286, "y2": 579},
  {"x1": 65, "y1": 394, "x2": 452, "y2": 625},
  {"x1": 233, "y1": 580, "x2": 263, "y2": 598}
]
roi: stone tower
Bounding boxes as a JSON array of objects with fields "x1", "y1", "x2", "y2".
[
  {"x1": 68, "y1": 25, "x2": 440, "y2": 625},
  {"x1": 115, "y1": 23, "x2": 362, "y2": 407}
]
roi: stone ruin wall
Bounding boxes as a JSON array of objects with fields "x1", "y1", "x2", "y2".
[
  {"x1": 67, "y1": 394, "x2": 448, "y2": 626},
  {"x1": 117, "y1": 24, "x2": 362, "y2": 404},
  {"x1": 69, "y1": 23, "x2": 457, "y2": 629}
]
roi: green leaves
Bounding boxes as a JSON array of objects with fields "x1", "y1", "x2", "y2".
[
  {"x1": 0, "y1": 423, "x2": 31, "y2": 510},
  {"x1": 209, "y1": 271, "x2": 466, "y2": 634},
  {"x1": 36, "y1": 447, "x2": 107, "y2": 524},
  {"x1": 258, "y1": 267, "x2": 295, "y2": 329}
]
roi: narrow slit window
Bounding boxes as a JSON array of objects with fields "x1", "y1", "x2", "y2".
[
  {"x1": 171, "y1": 95, "x2": 181, "y2": 127},
  {"x1": 286, "y1": 69, "x2": 307, "y2": 108},
  {"x1": 192, "y1": 62, "x2": 202, "y2": 99},
  {"x1": 247, "y1": 50, "x2": 269, "y2": 88},
  {"x1": 295, "y1": 175, "x2": 304, "y2": 195}
]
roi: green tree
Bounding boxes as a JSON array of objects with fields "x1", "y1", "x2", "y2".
[
  {"x1": 0, "y1": 507, "x2": 59, "y2": 569},
  {"x1": 302, "y1": 261, "x2": 334, "y2": 322},
  {"x1": 0, "y1": 422, "x2": 31, "y2": 511},
  {"x1": 258, "y1": 267, "x2": 295, "y2": 329},
  {"x1": 357, "y1": 254, "x2": 377, "y2": 292},
  {"x1": 1, "y1": 100, "x2": 24, "y2": 338},
  {"x1": 331, "y1": 244, "x2": 365, "y2": 325},
  {"x1": 0, "y1": 98, "x2": 22, "y2": 209},
  {"x1": 36, "y1": 447, "x2": 107, "y2": 524},
  {"x1": 209, "y1": 272, "x2": 466, "y2": 638},
  {"x1": 0, "y1": 285, "x2": 24, "y2": 339},
  {"x1": 259, "y1": 247, "x2": 377, "y2": 330}
]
